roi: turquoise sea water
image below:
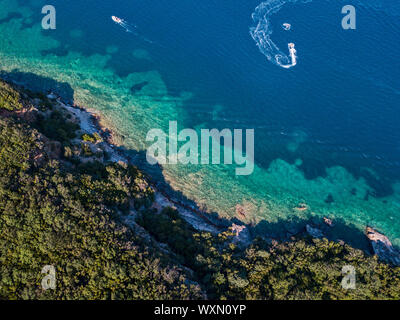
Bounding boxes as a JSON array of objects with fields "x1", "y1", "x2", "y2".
[{"x1": 1, "y1": 0, "x2": 399, "y2": 247}]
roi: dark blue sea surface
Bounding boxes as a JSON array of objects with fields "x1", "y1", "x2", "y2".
[{"x1": 1, "y1": 0, "x2": 399, "y2": 245}]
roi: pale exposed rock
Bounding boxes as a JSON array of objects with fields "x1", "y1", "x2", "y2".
[
  {"x1": 323, "y1": 217, "x2": 335, "y2": 227},
  {"x1": 117, "y1": 160, "x2": 128, "y2": 168},
  {"x1": 231, "y1": 223, "x2": 251, "y2": 246},
  {"x1": 15, "y1": 106, "x2": 37, "y2": 123},
  {"x1": 46, "y1": 93, "x2": 57, "y2": 100},
  {"x1": 306, "y1": 224, "x2": 324, "y2": 238},
  {"x1": 151, "y1": 193, "x2": 219, "y2": 234},
  {"x1": 365, "y1": 227, "x2": 400, "y2": 266},
  {"x1": 231, "y1": 223, "x2": 246, "y2": 237}
]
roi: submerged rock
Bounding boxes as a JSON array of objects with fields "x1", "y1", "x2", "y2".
[
  {"x1": 323, "y1": 217, "x2": 335, "y2": 227},
  {"x1": 295, "y1": 203, "x2": 308, "y2": 211},
  {"x1": 235, "y1": 204, "x2": 247, "y2": 219},
  {"x1": 365, "y1": 227, "x2": 400, "y2": 266},
  {"x1": 324, "y1": 194, "x2": 334, "y2": 204},
  {"x1": 286, "y1": 223, "x2": 303, "y2": 235},
  {"x1": 306, "y1": 224, "x2": 324, "y2": 238}
]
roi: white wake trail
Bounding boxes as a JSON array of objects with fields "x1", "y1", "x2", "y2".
[
  {"x1": 113, "y1": 17, "x2": 155, "y2": 44},
  {"x1": 250, "y1": 0, "x2": 310, "y2": 69},
  {"x1": 250, "y1": 0, "x2": 398, "y2": 69}
]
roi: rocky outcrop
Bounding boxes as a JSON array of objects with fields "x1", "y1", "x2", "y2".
[
  {"x1": 231, "y1": 223, "x2": 251, "y2": 246},
  {"x1": 323, "y1": 217, "x2": 335, "y2": 227},
  {"x1": 294, "y1": 203, "x2": 308, "y2": 211},
  {"x1": 235, "y1": 204, "x2": 247, "y2": 219},
  {"x1": 365, "y1": 227, "x2": 400, "y2": 266},
  {"x1": 231, "y1": 223, "x2": 246, "y2": 236},
  {"x1": 306, "y1": 224, "x2": 324, "y2": 238},
  {"x1": 15, "y1": 106, "x2": 37, "y2": 123}
]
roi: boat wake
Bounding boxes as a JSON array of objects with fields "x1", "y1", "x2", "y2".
[
  {"x1": 112, "y1": 16, "x2": 136, "y2": 32},
  {"x1": 112, "y1": 16, "x2": 154, "y2": 44},
  {"x1": 250, "y1": 0, "x2": 311, "y2": 69},
  {"x1": 250, "y1": 0, "x2": 398, "y2": 69},
  {"x1": 118, "y1": 21, "x2": 136, "y2": 33}
]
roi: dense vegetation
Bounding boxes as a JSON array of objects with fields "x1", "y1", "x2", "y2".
[
  {"x1": 138, "y1": 208, "x2": 400, "y2": 299},
  {"x1": 0, "y1": 117, "x2": 202, "y2": 299},
  {"x1": 1, "y1": 79, "x2": 399, "y2": 300},
  {"x1": 0, "y1": 80, "x2": 24, "y2": 111},
  {"x1": 34, "y1": 110, "x2": 79, "y2": 144}
]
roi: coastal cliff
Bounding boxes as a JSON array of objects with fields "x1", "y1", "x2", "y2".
[
  {"x1": 1, "y1": 78, "x2": 400, "y2": 300},
  {"x1": 366, "y1": 227, "x2": 400, "y2": 266}
]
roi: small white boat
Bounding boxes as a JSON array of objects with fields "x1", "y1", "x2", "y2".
[
  {"x1": 280, "y1": 43, "x2": 297, "y2": 69},
  {"x1": 288, "y1": 43, "x2": 297, "y2": 66},
  {"x1": 112, "y1": 16, "x2": 122, "y2": 24}
]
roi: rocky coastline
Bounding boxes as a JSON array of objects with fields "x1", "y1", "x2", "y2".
[
  {"x1": 3, "y1": 79, "x2": 400, "y2": 266},
  {"x1": 58, "y1": 92, "x2": 400, "y2": 266}
]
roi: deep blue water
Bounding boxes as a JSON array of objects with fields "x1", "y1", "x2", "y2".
[
  {"x1": 1, "y1": 0, "x2": 400, "y2": 243},
  {"x1": 44, "y1": 0, "x2": 400, "y2": 193}
]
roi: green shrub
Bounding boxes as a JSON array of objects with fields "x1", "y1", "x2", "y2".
[
  {"x1": 81, "y1": 143, "x2": 93, "y2": 157},
  {"x1": 82, "y1": 133, "x2": 102, "y2": 143},
  {"x1": 34, "y1": 110, "x2": 79, "y2": 144},
  {"x1": 81, "y1": 133, "x2": 96, "y2": 143},
  {"x1": 0, "y1": 80, "x2": 24, "y2": 111}
]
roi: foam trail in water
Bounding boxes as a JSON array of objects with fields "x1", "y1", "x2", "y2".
[
  {"x1": 250, "y1": 0, "x2": 311, "y2": 69},
  {"x1": 112, "y1": 17, "x2": 137, "y2": 33},
  {"x1": 250, "y1": 0, "x2": 400, "y2": 69},
  {"x1": 114, "y1": 18, "x2": 155, "y2": 44},
  {"x1": 119, "y1": 21, "x2": 136, "y2": 33}
]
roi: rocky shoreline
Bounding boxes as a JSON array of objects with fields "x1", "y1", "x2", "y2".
[
  {"x1": 46, "y1": 92, "x2": 227, "y2": 234},
  {"x1": 4, "y1": 78, "x2": 400, "y2": 266},
  {"x1": 56, "y1": 93, "x2": 400, "y2": 265}
]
